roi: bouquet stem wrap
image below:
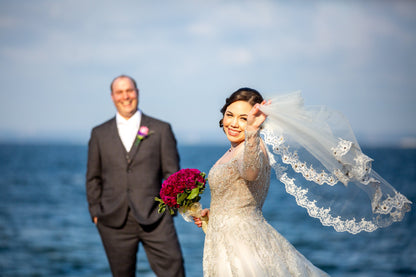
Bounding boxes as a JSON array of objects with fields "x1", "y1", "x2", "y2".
[{"x1": 180, "y1": 202, "x2": 208, "y2": 233}]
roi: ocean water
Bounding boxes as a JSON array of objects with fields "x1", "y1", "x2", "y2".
[{"x1": 0, "y1": 143, "x2": 415, "y2": 277}]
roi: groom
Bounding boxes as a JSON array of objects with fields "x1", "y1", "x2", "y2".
[{"x1": 86, "y1": 75, "x2": 185, "y2": 277}]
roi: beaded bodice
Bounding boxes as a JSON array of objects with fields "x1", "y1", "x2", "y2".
[{"x1": 208, "y1": 132, "x2": 270, "y2": 218}]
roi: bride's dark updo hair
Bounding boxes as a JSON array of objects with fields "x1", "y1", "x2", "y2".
[{"x1": 219, "y1": 87, "x2": 264, "y2": 127}]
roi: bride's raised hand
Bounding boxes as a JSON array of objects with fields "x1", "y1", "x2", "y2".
[{"x1": 247, "y1": 100, "x2": 271, "y2": 131}]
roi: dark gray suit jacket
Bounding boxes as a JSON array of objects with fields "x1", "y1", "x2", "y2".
[{"x1": 86, "y1": 114, "x2": 180, "y2": 228}]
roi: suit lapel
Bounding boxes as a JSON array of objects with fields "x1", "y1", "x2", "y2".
[
  {"x1": 127, "y1": 114, "x2": 151, "y2": 166},
  {"x1": 108, "y1": 117, "x2": 129, "y2": 163}
]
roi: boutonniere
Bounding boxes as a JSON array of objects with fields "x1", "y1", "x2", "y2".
[{"x1": 134, "y1": 126, "x2": 153, "y2": 146}]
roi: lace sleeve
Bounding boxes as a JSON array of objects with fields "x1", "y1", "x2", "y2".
[{"x1": 237, "y1": 129, "x2": 265, "y2": 181}]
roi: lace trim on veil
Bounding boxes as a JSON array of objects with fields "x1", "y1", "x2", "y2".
[
  {"x1": 280, "y1": 173, "x2": 378, "y2": 234},
  {"x1": 259, "y1": 92, "x2": 412, "y2": 234}
]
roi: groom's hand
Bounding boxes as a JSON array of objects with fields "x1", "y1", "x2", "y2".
[{"x1": 93, "y1": 217, "x2": 98, "y2": 225}]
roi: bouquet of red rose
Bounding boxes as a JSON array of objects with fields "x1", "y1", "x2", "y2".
[{"x1": 155, "y1": 168, "x2": 208, "y2": 232}]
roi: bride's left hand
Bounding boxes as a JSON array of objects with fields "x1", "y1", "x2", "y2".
[{"x1": 247, "y1": 100, "x2": 271, "y2": 131}]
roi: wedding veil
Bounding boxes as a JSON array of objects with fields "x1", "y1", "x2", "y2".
[{"x1": 259, "y1": 91, "x2": 411, "y2": 234}]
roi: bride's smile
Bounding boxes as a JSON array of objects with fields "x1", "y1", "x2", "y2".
[{"x1": 227, "y1": 128, "x2": 240, "y2": 136}]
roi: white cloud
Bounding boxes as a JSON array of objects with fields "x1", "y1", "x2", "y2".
[{"x1": 219, "y1": 47, "x2": 253, "y2": 65}]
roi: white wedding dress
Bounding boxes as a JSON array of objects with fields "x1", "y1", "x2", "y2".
[{"x1": 203, "y1": 130, "x2": 328, "y2": 277}]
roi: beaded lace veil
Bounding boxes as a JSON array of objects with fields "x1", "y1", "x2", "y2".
[{"x1": 259, "y1": 91, "x2": 411, "y2": 234}]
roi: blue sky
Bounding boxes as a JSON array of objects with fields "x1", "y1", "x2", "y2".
[{"x1": 0, "y1": 0, "x2": 415, "y2": 146}]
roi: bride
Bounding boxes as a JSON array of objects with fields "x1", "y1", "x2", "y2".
[{"x1": 194, "y1": 88, "x2": 329, "y2": 276}]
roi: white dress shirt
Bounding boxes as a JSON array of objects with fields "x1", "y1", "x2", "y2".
[{"x1": 116, "y1": 110, "x2": 142, "y2": 152}]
